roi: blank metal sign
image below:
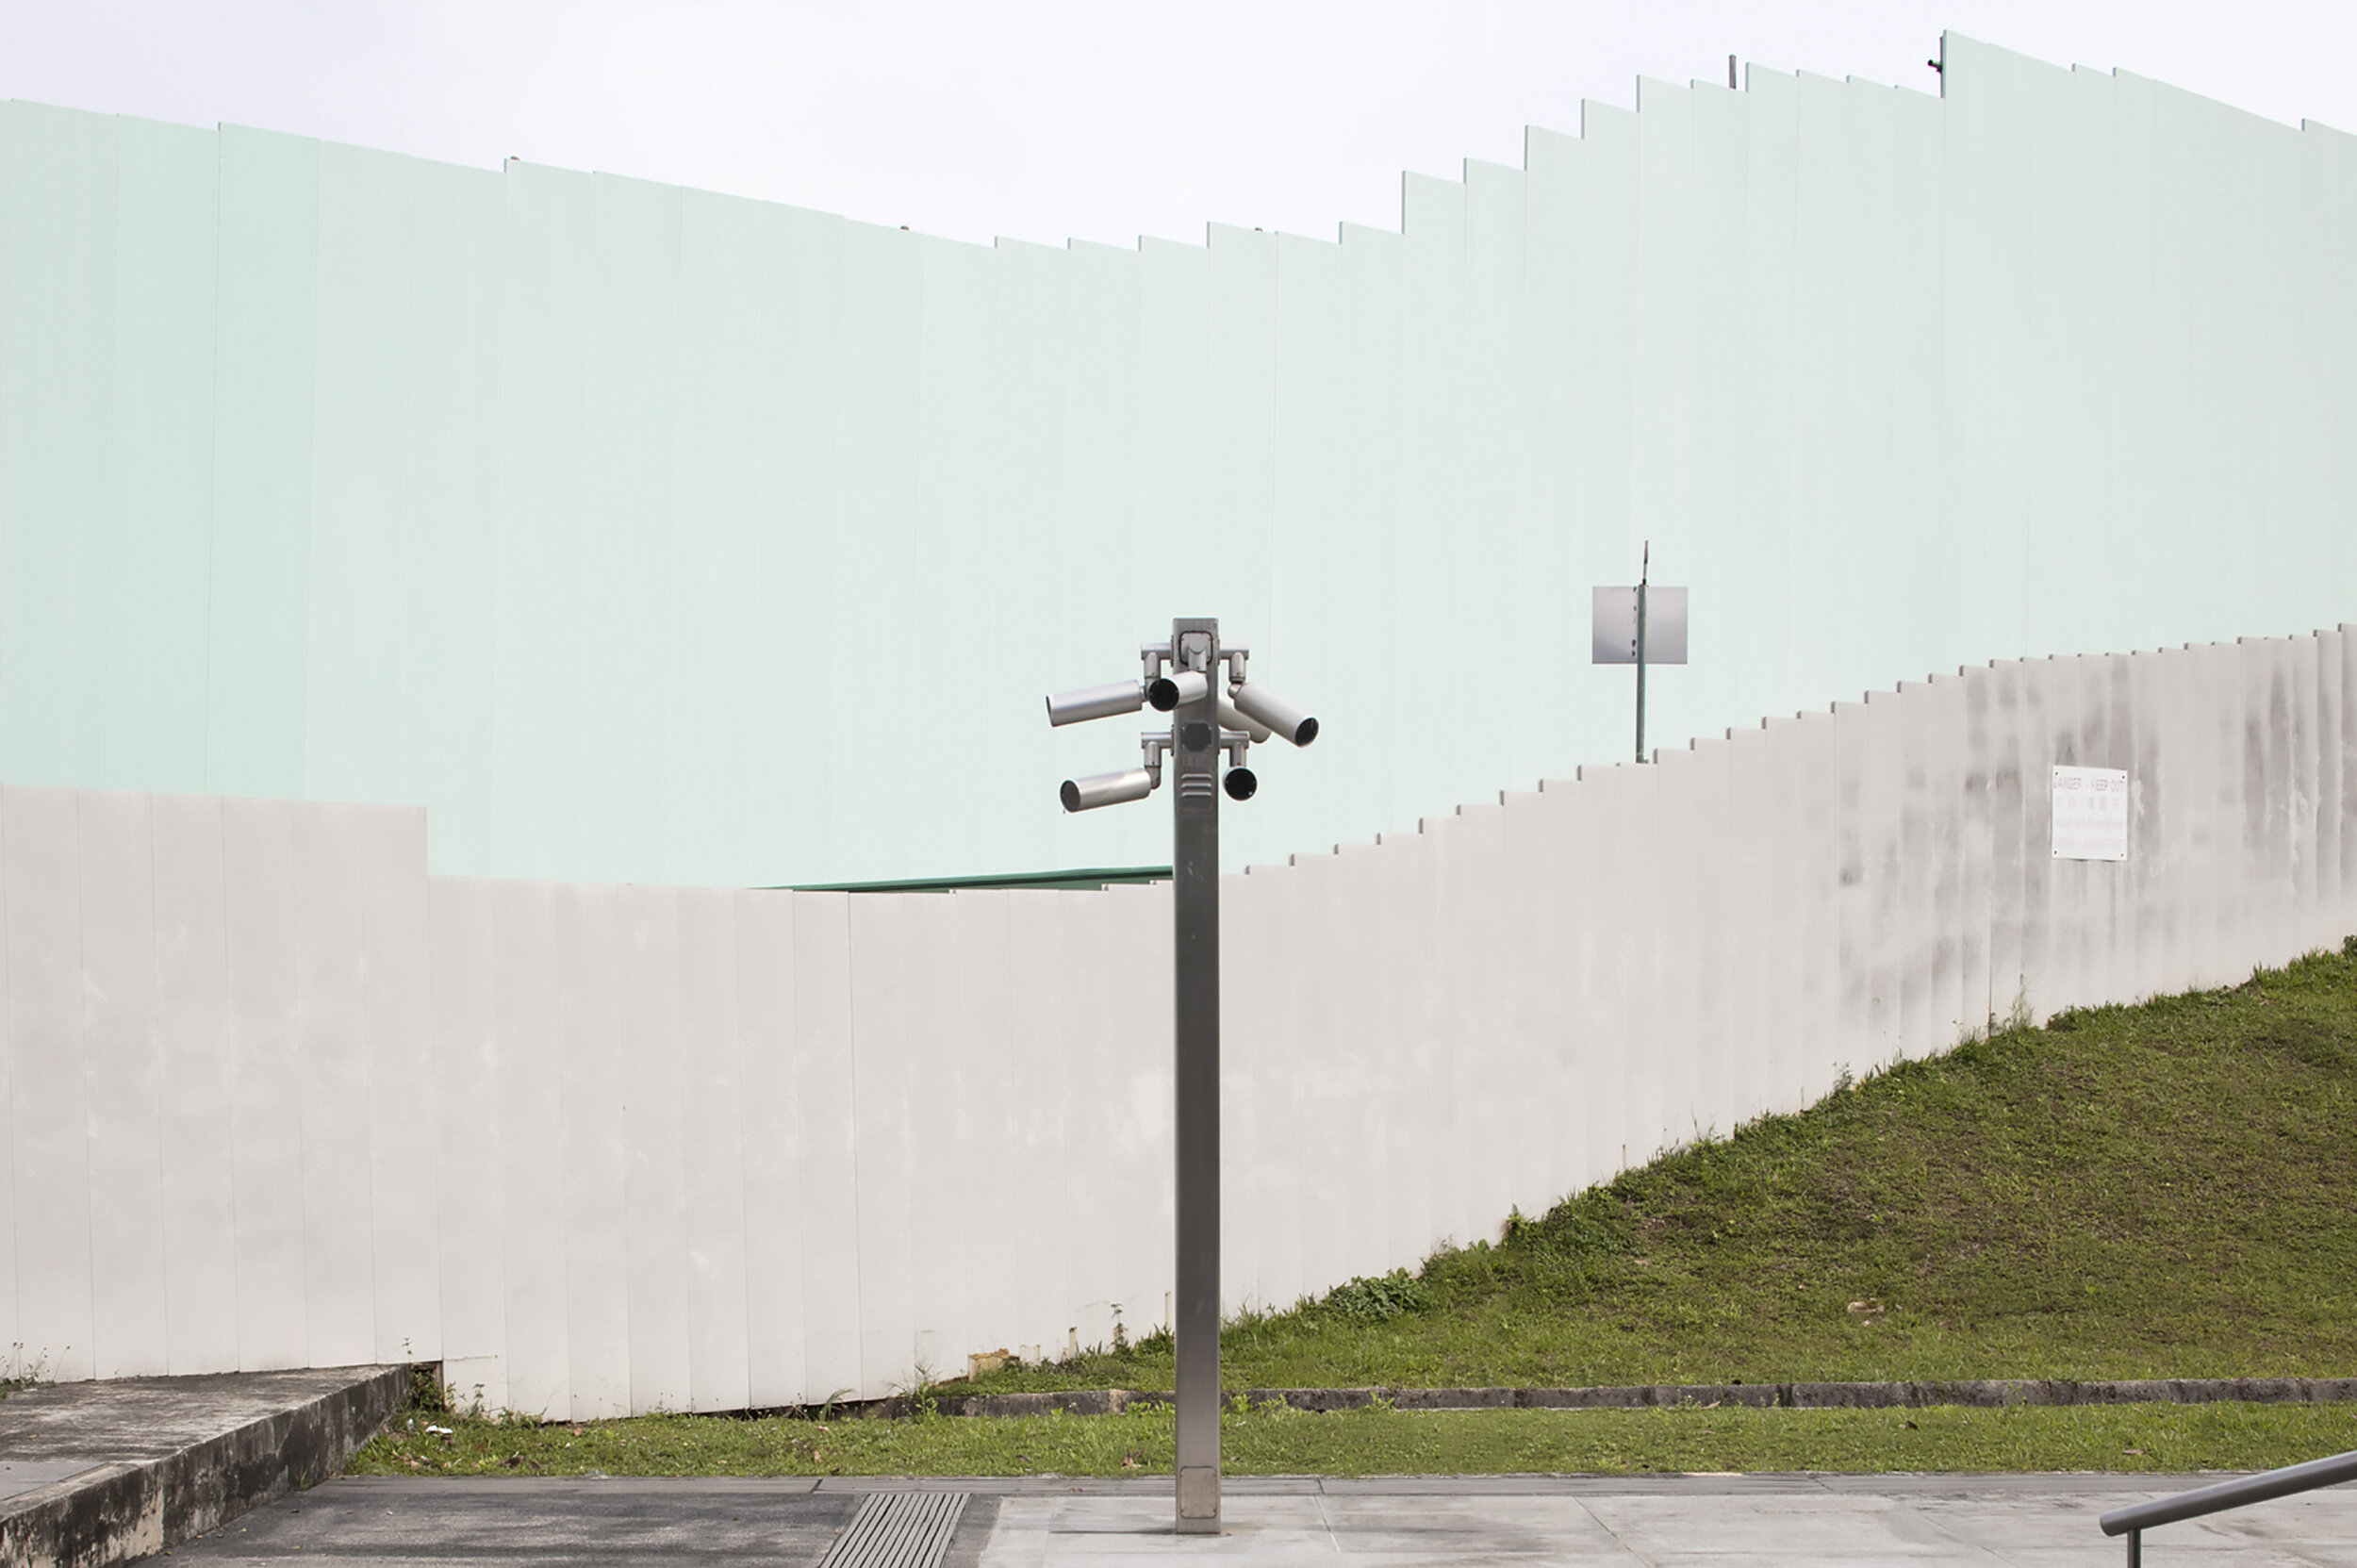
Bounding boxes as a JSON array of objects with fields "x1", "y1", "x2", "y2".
[
  {"x1": 2052, "y1": 766, "x2": 2129, "y2": 861},
  {"x1": 1591, "y1": 586, "x2": 1689, "y2": 665}
]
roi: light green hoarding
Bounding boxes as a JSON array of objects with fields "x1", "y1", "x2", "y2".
[{"x1": 1, "y1": 36, "x2": 2351, "y2": 886}]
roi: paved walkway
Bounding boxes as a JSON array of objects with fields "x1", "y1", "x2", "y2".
[
  {"x1": 8, "y1": 1369, "x2": 2353, "y2": 1564},
  {"x1": 157, "y1": 1473, "x2": 2357, "y2": 1565}
]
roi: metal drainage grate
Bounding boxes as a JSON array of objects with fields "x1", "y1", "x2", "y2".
[{"x1": 816, "y1": 1490, "x2": 971, "y2": 1568}]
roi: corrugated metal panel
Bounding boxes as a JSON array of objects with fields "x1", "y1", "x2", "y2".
[{"x1": 2, "y1": 39, "x2": 2354, "y2": 896}]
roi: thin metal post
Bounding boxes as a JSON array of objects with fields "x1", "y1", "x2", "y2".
[
  {"x1": 2125, "y1": 1527, "x2": 2139, "y2": 1567},
  {"x1": 1728, "y1": 54, "x2": 1738, "y2": 90},
  {"x1": 1634, "y1": 541, "x2": 1650, "y2": 763},
  {"x1": 1169, "y1": 616, "x2": 1222, "y2": 1533}
]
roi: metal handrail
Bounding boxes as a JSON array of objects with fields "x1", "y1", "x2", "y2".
[{"x1": 2100, "y1": 1448, "x2": 2357, "y2": 1563}]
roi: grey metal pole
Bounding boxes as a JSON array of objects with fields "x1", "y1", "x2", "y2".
[
  {"x1": 2125, "y1": 1527, "x2": 2139, "y2": 1567},
  {"x1": 1169, "y1": 616, "x2": 1223, "y2": 1533},
  {"x1": 1634, "y1": 541, "x2": 1649, "y2": 763}
]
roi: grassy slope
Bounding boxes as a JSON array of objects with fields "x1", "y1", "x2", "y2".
[{"x1": 958, "y1": 946, "x2": 2357, "y2": 1394}]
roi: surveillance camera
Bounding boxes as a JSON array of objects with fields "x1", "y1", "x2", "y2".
[
  {"x1": 1061, "y1": 767, "x2": 1156, "y2": 812},
  {"x1": 1228, "y1": 682, "x2": 1318, "y2": 746},
  {"x1": 1047, "y1": 680, "x2": 1146, "y2": 727},
  {"x1": 1146, "y1": 668, "x2": 1211, "y2": 712},
  {"x1": 1216, "y1": 695, "x2": 1272, "y2": 744},
  {"x1": 1223, "y1": 767, "x2": 1258, "y2": 801}
]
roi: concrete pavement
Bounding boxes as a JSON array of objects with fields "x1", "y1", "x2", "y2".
[
  {"x1": 154, "y1": 1472, "x2": 2357, "y2": 1565},
  {"x1": 976, "y1": 1475, "x2": 2357, "y2": 1563},
  {"x1": 7, "y1": 1367, "x2": 2353, "y2": 1564},
  {"x1": 162, "y1": 1478, "x2": 997, "y2": 1566}
]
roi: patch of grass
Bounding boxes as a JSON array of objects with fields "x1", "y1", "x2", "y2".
[
  {"x1": 1321, "y1": 1269, "x2": 1434, "y2": 1325},
  {"x1": 0, "y1": 1345, "x2": 47, "y2": 1402},
  {"x1": 350, "y1": 1399, "x2": 2357, "y2": 1478},
  {"x1": 408, "y1": 1365, "x2": 450, "y2": 1415},
  {"x1": 951, "y1": 947, "x2": 2357, "y2": 1395}
]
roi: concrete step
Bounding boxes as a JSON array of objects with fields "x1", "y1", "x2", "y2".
[{"x1": 0, "y1": 1365, "x2": 409, "y2": 1567}]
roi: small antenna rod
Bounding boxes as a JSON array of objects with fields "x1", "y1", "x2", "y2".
[{"x1": 1635, "y1": 540, "x2": 1650, "y2": 764}]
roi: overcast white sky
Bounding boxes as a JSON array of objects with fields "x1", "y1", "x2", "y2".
[{"x1": 2, "y1": 2, "x2": 2351, "y2": 249}]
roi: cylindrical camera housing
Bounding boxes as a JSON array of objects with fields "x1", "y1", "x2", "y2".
[
  {"x1": 1047, "y1": 680, "x2": 1146, "y2": 727},
  {"x1": 1147, "y1": 668, "x2": 1211, "y2": 712},
  {"x1": 1061, "y1": 767, "x2": 1156, "y2": 813},
  {"x1": 1216, "y1": 696, "x2": 1272, "y2": 744},
  {"x1": 1223, "y1": 767, "x2": 1258, "y2": 801},
  {"x1": 1229, "y1": 682, "x2": 1318, "y2": 746}
]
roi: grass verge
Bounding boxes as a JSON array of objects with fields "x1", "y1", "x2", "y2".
[{"x1": 351, "y1": 1400, "x2": 2357, "y2": 1478}]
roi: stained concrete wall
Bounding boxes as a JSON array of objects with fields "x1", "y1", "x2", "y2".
[
  {"x1": 4, "y1": 37, "x2": 2354, "y2": 888},
  {"x1": 2, "y1": 630, "x2": 2349, "y2": 1412}
]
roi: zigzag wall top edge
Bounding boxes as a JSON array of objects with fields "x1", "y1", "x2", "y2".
[{"x1": 9, "y1": 32, "x2": 2338, "y2": 256}]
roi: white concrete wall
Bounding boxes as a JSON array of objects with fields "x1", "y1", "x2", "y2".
[{"x1": 3, "y1": 630, "x2": 2352, "y2": 1412}]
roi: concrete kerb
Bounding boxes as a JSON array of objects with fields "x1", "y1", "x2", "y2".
[
  {"x1": 0, "y1": 1364, "x2": 410, "y2": 1568},
  {"x1": 884, "y1": 1376, "x2": 2357, "y2": 1419}
]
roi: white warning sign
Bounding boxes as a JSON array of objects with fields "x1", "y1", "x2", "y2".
[{"x1": 2052, "y1": 766, "x2": 2129, "y2": 862}]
